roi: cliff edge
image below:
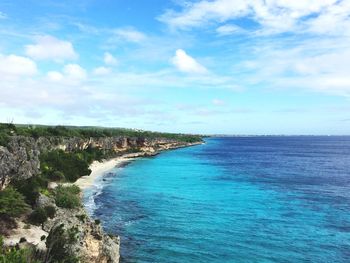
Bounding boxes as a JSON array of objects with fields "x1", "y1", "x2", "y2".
[{"x1": 0, "y1": 124, "x2": 203, "y2": 262}]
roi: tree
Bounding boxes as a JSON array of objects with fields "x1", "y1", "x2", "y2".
[{"x1": 0, "y1": 187, "x2": 29, "y2": 217}]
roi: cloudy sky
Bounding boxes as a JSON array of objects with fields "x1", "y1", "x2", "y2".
[{"x1": 0, "y1": 0, "x2": 350, "y2": 134}]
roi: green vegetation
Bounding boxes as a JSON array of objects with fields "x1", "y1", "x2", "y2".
[
  {"x1": 0, "y1": 133, "x2": 9, "y2": 147},
  {"x1": 0, "y1": 122, "x2": 202, "y2": 262},
  {"x1": 0, "y1": 236, "x2": 39, "y2": 263},
  {"x1": 13, "y1": 176, "x2": 48, "y2": 206},
  {"x1": 44, "y1": 206, "x2": 56, "y2": 219},
  {"x1": 0, "y1": 187, "x2": 29, "y2": 218},
  {"x1": 75, "y1": 214, "x2": 87, "y2": 223},
  {"x1": 40, "y1": 150, "x2": 91, "y2": 182},
  {"x1": 45, "y1": 224, "x2": 79, "y2": 263},
  {"x1": 28, "y1": 208, "x2": 48, "y2": 226},
  {"x1": 28, "y1": 206, "x2": 55, "y2": 226},
  {"x1": 54, "y1": 186, "x2": 81, "y2": 209},
  {"x1": 0, "y1": 123, "x2": 15, "y2": 147},
  {"x1": 0, "y1": 123, "x2": 203, "y2": 143}
]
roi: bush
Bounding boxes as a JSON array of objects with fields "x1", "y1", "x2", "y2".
[
  {"x1": 51, "y1": 171, "x2": 65, "y2": 182},
  {"x1": 13, "y1": 176, "x2": 48, "y2": 206},
  {"x1": 0, "y1": 236, "x2": 39, "y2": 263},
  {"x1": 0, "y1": 214, "x2": 17, "y2": 236},
  {"x1": 28, "y1": 204, "x2": 56, "y2": 226},
  {"x1": 75, "y1": 214, "x2": 86, "y2": 223},
  {"x1": 0, "y1": 132, "x2": 9, "y2": 147},
  {"x1": 0, "y1": 187, "x2": 29, "y2": 217},
  {"x1": 45, "y1": 224, "x2": 79, "y2": 263},
  {"x1": 44, "y1": 206, "x2": 56, "y2": 219},
  {"x1": 40, "y1": 150, "x2": 91, "y2": 182},
  {"x1": 28, "y1": 208, "x2": 47, "y2": 226},
  {"x1": 54, "y1": 186, "x2": 81, "y2": 209}
]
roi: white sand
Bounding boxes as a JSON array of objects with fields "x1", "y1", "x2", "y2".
[{"x1": 75, "y1": 153, "x2": 144, "y2": 190}]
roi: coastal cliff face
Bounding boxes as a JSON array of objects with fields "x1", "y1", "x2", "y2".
[
  {"x1": 0, "y1": 136, "x2": 196, "y2": 190},
  {"x1": 0, "y1": 134, "x2": 201, "y2": 262}
]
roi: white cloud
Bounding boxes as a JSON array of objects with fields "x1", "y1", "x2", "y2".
[
  {"x1": 171, "y1": 49, "x2": 208, "y2": 74},
  {"x1": 233, "y1": 37, "x2": 350, "y2": 97},
  {"x1": 63, "y1": 64, "x2": 86, "y2": 80},
  {"x1": 0, "y1": 11, "x2": 7, "y2": 19},
  {"x1": 25, "y1": 35, "x2": 78, "y2": 62},
  {"x1": 0, "y1": 54, "x2": 37, "y2": 76},
  {"x1": 93, "y1": 66, "x2": 111, "y2": 75},
  {"x1": 159, "y1": 0, "x2": 347, "y2": 35},
  {"x1": 216, "y1": 24, "x2": 242, "y2": 35},
  {"x1": 104, "y1": 52, "x2": 118, "y2": 65},
  {"x1": 212, "y1": 99, "x2": 225, "y2": 106},
  {"x1": 113, "y1": 27, "x2": 146, "y2": 43},
  {"x1": 47, "y1": 71, "x2": 64, "y2": 82}
]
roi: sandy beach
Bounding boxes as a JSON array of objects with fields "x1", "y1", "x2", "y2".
[
  {"x1": 74, "y1": 157, "x2": 127, "y2": 190},
  {"x1": 74, "y1": 152, "x2": 150, "y2": 190}
]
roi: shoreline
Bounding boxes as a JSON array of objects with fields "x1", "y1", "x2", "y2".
[
  {"x1": 74, "y1": 152, "x2": 147, "y2": 190},
  {"x1": 75, "y1": 141, "x2": 203, "y2": 191}
]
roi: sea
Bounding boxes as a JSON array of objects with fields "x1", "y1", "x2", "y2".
[{"x1": 83, "y1": 136, "x2": 350, "y2": 263}]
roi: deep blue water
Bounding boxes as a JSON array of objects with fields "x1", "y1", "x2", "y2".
[{"x1": 84, "y1": 137, "x2": 350, "y2": 263}]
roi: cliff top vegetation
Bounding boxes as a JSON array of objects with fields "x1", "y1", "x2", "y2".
[{"x1": 0, "y1": 123, "x2": 203, "y2": 147}]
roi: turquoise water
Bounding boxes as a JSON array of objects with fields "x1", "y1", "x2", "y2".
[{"x1": 84, "y1": 137, "x2": 350, "y2": 262}]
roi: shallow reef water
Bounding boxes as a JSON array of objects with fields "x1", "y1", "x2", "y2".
[{"x1": 85, "y1": 136, "x2": 350, "y2": 263}]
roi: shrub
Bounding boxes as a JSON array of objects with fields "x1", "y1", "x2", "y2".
[
  {"x1": 75, "y1": 214, "x2": 86, "y2": 223},
  {"x1": 40, "y1": 150, "x2": 91, "y2": 182},
  {"x1": 28, "y1": 208, "x2": 47, "y2": 226},
  {"x1": 44, "y1": 206, "x2": 56, "y2": 219},
  {"x1": 45, "y1": 224, "x2": 79, "y2": 263},
  {"x1": 54, "y1": 186, "x2": 81, "y2": 209},
  {"x1": 67, "y1": 227, "x2": 79, "y2": 244},
  {"x1": 51, "y1": 171, "x2": 65, "y2": 182},
  {"x1": 0, "y1": 187, "x2": 29, "y2": 217},
  {"x1": 0, "y1": 236, "x2": 39, "y2": 263},
  {"x1": 13, "y1": 176, "x2": 48, "y2": 206},
  {"x1": 94, "y1": 219, "x2": 101, "y2": 225},
  {"x1": 0, "y1": 132, "x2": 9, "y2": 147},
  {"x1": 40, "y1": 235, "x2": 46, "y2": 241},
  {"x1": 0, "y1": 214, "x2": 17, "y2": 236}
]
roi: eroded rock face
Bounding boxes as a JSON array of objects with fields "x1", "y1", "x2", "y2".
[
  {"x1": 0, "y1": 146, "x2": 16, "y2": 189},
  {"x1": 43, "y1": 206, "x2": 120, "y2": 263}
]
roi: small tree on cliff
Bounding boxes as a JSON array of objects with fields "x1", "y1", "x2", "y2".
[{"x1": 0, "y1": 187, "x2": 29, "y2": 217}]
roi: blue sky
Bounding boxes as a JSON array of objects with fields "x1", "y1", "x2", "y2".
[{"x1": 0, "y1": 0, "x2": 350, "y2": 135}]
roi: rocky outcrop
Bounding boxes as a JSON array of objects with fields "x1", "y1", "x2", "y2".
[
  {"x1": 42, "y1": 203, "x2": 119, "y2": 263},
  {"x1": 0, "y1": 137, "x2": 55, "y2": 190}
]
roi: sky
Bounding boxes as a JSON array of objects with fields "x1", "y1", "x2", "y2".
[{"x1": 0, "y1": 0, "x2": 350, "y2": 135}]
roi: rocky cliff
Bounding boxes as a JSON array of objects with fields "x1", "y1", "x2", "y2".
[
  {"x1": 0, "y1": 136, "x2": 197, "y2": 190},
  {"x1": 0, "y1": 135, "x2": 202, "y2": 262}
]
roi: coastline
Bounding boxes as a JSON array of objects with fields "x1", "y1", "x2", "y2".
[
  {"x1": 75, "y1": 141, "x2": 203, "y2": 191},
  {"x1": 75, "y1": 155, "x2": 130, "y2": 190},
  {"x1": 75, "y1": 152, "x2": 153, "y2": 190}
]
